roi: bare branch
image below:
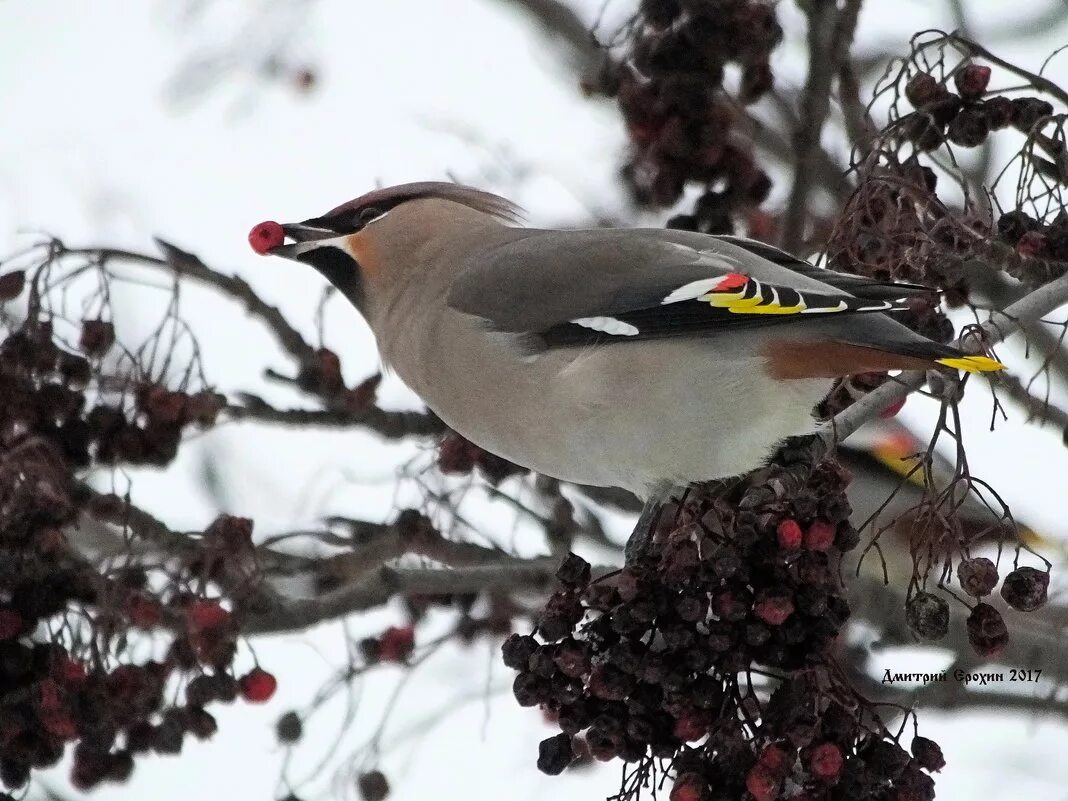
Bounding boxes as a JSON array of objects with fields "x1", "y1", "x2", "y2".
[{"x1": 781, "y1": 0, "x2": 864, "y2": 250}]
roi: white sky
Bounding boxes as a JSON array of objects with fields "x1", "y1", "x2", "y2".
[{"x1": 2, "y1": 1, "x2": 1068, "y2": 800}]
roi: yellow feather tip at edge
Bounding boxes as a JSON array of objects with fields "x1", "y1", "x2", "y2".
[{"x1": 935, "y1": 355, "x2": 1005, "y2": 373}]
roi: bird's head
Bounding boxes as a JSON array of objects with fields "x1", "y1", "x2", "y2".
[{"x1": 249, "y1": 181, "x2": 521, "y2": 314}]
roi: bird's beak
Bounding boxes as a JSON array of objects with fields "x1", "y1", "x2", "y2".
[{"x1": 268, "y1": 223, "x2": 346, "y2": 260}]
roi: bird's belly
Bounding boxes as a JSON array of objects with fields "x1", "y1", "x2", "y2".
[{"x1": 412, "y1": 331, "x2": 833, "y2": 499}]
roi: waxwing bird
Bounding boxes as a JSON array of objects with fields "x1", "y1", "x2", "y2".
[{"x1": 249, "y1": 181, "x2": 1002, "y2": 499}]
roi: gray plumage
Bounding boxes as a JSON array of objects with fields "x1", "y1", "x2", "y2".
[{"x1": 263, "y1": 182, "x2": 999, "y2": 498}]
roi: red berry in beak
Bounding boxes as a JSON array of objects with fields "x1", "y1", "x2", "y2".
[{"x1": 248, "y1": 221, "x2": 285, "y2": 255}]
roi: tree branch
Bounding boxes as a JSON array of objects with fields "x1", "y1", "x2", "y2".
[
  {"x1": 781, "y1": 0, "x2": 864, "y2": 251},
  {"x1": 225, "y1": 399, "x2": 445, "y2": 439}
]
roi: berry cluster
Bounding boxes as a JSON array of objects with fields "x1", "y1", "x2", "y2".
[
  {"x1": 606, "y1": 0, "x2": 780, "y2": 231},
  {"x1": 897, "y1": 64, "x2": 1053, "y2": 152},
  {"x1": 437, "y1": 430, "x2": 524, "y2": 485},
  {"x1": 906, "y1": 559, "x2": 1049, "y2": 657},
  {"x1": 504, "y1": 451, "x2": 946, "y2": 799},
  {"x1": 296, "y1": 347, "x2": 384, "y2": 414},
  {"x1": 0, "y1": 585, "x2": 277, "y2": 791},
  {"x1": 996, "y1": 210, "x2": 1068, "y2": 262},
  {"x1": 0, "y1": 310, "x2": 277, "y2": 792},
  {"x1": 0, "y1": 316, "x2": 225, "y2": 469}
]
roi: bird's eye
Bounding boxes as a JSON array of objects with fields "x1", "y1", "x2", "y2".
[{"x1": 356, "y1": 207, "x2": 383, "y2": 228}]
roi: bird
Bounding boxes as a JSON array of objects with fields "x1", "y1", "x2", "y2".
[{"x1": 248, "y1": 181, "x2": 1002, "y2": 500}]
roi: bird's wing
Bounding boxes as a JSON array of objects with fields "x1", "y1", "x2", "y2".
[{"x1": 447, "y1": 229, "x2": 929, "y2": 348}]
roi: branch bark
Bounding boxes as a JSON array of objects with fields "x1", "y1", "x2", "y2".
[{"x1": 780, "y1": 0, "x2": 864, "y2": 251}]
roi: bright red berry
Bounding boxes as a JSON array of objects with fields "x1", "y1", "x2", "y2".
[
  {"x1": 776, "y1": 519, "x2": 803, "y2": 550},
  {"x1": 378, "y1": 626, "x2": 415, "y2": 662},
  {"x1": 239, "y1": 668, "x2": 278, "y2": 702},
  {"x1": 804, "y1": 520, "x2": 836, "y2": 551},
  {"x1": 248, "y1": 221, "x2": 285, "y2": 255},
  {"x1": 809, "y1": 742, "x2": 844, "y2": 780}
]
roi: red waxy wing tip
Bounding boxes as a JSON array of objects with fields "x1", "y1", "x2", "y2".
[
  {"x1": 714, "y1": 273, "x2": 749, "y2": 292},
  {"x1": 248, "y1": 221, "x2": 285, "y2": 255}
]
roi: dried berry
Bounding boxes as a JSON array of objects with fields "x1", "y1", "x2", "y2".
[
  {"x1": 0, "y1": 271, "x2": 25, "y2": 302},
  {"x1": 556, "y1": 553, "x2": 592, "y2": 588},
  {"x1": 502, "y1": 634, "x2": 538, "y2": 670},
  {"x1": 1000, "y1": 566, "x2": 1049, "y2": 611},
  {"x1": 957, "y1": 557, "x2": 998, "y2": 597},
  {"x1": 966, "y1": 603, "x2": 1009, "y2": 657},
  {"x1": 276, "y1": 711, "x2": 303, "y2": 744},
  {"x1": 357, "y1": 770, "x2": 390, "y2": 801},
  {"x1": 537, "y1": 733, "x2": 574, "y2": 775},
  {"x1": 79, "y1": 320, "x2": 115, "y2": 356},
  {"x1": 905, "y1": 592, "x2": 949, "y2": 640},
  {"x1": 1010, "y1": 97, "x2": 1054, "y2": 131},
  {"x1": 905, "y1": 72, "x2": 945, "y2": 107},
  {"x1": 911, "y1": 735, "x2": 946, "y2": 772},
  {"x1": 947, "y1": 105, "x2": 989, "y2": 147},
  {"x1": 953, "y1": 64, "x2": 991, "y2": 99}
]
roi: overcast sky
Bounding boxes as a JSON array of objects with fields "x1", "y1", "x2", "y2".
[{"x1": 3, "y1": 1, "x2": 1068, "y2": 800}]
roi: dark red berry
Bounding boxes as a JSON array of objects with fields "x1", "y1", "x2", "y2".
[
  {"x1": 966, "y1": 603, "x2": 1009, "y2": 657},
  {"x1": 809, "y1": 742, "x2": 843, "y2": 781},
  {"x1": 0, "y1": 609, "x2": 25, "y2": 640},
  {"x1": 378, "y1": 626, "x2": 415, "y2": 662},
  {"x1": 1016, "y1": 230, "x2": 1049, "y2": 258},
  {"x1": 79, "y1": 319, "x2": 115, "y2": 356},
  {"x1": 754, "y1": 594, "x2": 795, "y2": 626},
  {"x1": 669, "y1": 773, "x2": 704, "y2": 801},
  {"x1": 804, "y1": 520, "x2": 835, "y2": 551},
  {"x1": 953, "y1": 64, "x2": 991, "y2": 99},
  {"x1": 187, "y1": 600, "x2": 230, "y2": 631},
  {"x1": 745, "y1": 764, "x2": 780, "y2": 801}
]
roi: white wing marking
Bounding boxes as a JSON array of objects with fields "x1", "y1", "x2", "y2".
[{"x1": 571, "y1": 316, "x2": 640, "y2": 336}]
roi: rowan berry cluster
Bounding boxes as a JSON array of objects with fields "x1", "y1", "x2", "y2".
[
  {"x1": 505, "y1": 452, "x2": 944, "y2": 799},
  {"x1": 606, "y1": 0, "x2": 780, "y2": 232}
]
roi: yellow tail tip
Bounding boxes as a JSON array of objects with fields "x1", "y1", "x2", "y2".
[{"x1": 936, "y1": 355, "x2": 1005, "y2": 373}]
